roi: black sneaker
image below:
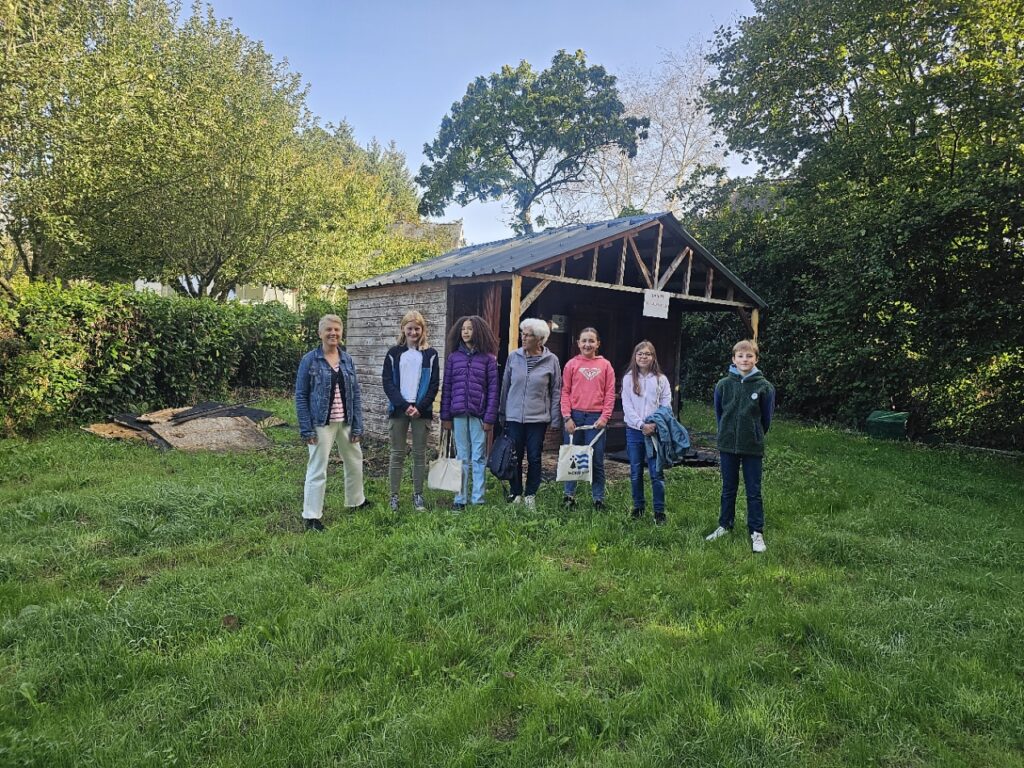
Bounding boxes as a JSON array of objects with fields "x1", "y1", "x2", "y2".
[
  {"x1": 654, "y1": 513, "x2": 667, "y2": 526},
  {"x1": 563, "y1": 495, "x2": 576, "y2": 508},
  {"x1": 631, "y1": 508, "x2": 644, "y2": 519},
  {"x1": 304, "y1": 518, "x2": 325, "y2": 532},
  {"x1": 352, "y1": 500, "x2": 372, "y2": 510},
  {"x1": 452, "y1": 502, "x2": 466, "y2": 512},
  {"x1": 593, "y1": 500, "x2": 605, "y2": 510}
]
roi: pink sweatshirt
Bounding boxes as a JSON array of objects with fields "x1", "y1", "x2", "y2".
[{"x1": 561, "y1": 354, "x2": 616, "y2": 421}]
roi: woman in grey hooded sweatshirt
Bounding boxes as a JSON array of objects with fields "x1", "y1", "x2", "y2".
[{"x1": 499, "y1": 317, "x2": 562, "y2": 507}]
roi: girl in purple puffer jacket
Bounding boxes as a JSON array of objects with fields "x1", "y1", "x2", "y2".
[{"x1": 440, "y1": 315, "x2": 499, "y2": 509}]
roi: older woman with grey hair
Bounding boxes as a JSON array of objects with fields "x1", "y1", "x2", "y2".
[
  {"x1": 295, "y1": 314, "x2": 368, "y2": 531},
  {"x1": 498, "y1": 317, "x2": 561, "y2": 507}
]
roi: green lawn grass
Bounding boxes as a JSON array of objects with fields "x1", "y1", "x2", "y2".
[{"x1": 1, "y1": 401, "x2": 1022, "y2": 767}]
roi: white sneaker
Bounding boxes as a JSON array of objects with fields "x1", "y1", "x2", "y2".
[
  {"x1": 510, "y1": 495, "x2": 523, "y2": 505},
  {"x1": 524, "y1": 495, "x2": 536, "y2": 509},
  {"x1": 705, "y1": 526, "x2": 730, "y2": 542},
  {"x1": 751, "y1": 532, "x2": 766, "y2": 553}
]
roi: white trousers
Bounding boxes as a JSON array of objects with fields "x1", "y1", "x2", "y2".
[{"x1": 303, "y1": 422, "x2": 365, "y2": 518}]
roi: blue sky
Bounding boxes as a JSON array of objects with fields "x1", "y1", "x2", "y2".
[{"x1": 206, "y1": 0, "x2": 755, "y2": 244}]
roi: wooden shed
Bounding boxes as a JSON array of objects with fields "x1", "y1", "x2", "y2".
[{"x1": 346, "y1": 212, "x2": 766, "y2": 448}]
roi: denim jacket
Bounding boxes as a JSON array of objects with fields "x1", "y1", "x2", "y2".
[
  {"x1": 644, "y1": 406, "x2": 691, "y2": 475},
  {"x1": 295, "y1": 346, "x2": 363, "y2": 440}
]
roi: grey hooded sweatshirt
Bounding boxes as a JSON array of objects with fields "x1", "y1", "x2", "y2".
[{"x1": 499, "y1": 346, "x2": 562, "y2": 427}]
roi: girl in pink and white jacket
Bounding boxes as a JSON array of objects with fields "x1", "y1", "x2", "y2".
[{"x1": 560, "y1": 327, "x2": 616, "y2": 508}]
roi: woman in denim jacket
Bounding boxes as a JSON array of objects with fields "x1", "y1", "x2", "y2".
[{"x1": 295, "y1": 314, "x2": 368, "y2": 531}]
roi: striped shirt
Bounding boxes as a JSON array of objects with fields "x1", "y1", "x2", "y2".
[{"x1": 328, "y1": 362, "x2": 346, "y2": 423}]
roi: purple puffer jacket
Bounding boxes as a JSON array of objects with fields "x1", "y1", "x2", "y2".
[{"x1": 440, "y1": 346, "x2": 499, "y2": 423}]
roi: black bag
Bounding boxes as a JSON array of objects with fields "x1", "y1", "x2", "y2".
[{"x1": 487, "y1": 430, "x2": 517, "y2": 482}]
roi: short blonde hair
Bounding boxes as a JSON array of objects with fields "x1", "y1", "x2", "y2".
[
  {"x1": 732, "y1": 339, "x2": 759, "y2": 357},
  {"x1": 397, "y1": 310, "x2": 429, "y2": 349},
  {"x1": 519, "y1": 317, "x2": 550, "y2": 344},
  {"x1": 318, "y1": 314, "x2": 344, "y2": 333}
]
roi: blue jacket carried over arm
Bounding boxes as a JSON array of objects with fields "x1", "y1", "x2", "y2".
[{"x1": 644, "y1": 406, "x2": 691, "y2": 475}]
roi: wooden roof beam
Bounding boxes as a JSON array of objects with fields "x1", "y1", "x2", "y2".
[
  {"x1": 519, "y1": 269, "x2": 756, "y2": 309},
  {"x1": 657, "y1": 246, "x2": 691, "y2": 291},
  {"x1": 653, "y1": 222, "x2": 663, "y2": 285},
  {"x1": 524, "y1": 220, "x2": 663, "y2": 273},
  {"x1": 628, "y1": 236, "x2": 653, "y2": 289},
  {"x1": 617, "y1": 238, "x2": 626, "y2": 285},
  {"x1": 519, "y1": 278, "x2": 551, "y2": 313}
]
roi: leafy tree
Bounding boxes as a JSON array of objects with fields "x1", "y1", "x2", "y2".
[
  {"x1": 417, "y1": 50, "x2": 649, "y2": 234},
  {"x1": 270, "y1": 127, "x2": 445, "y2": 297},
  {"x1": 90, "y1": 5, "x2": 318, "y2": 299},
  {"x1": 1, "y1": 2, "x2": 437, "y2": 303},
  {"x1": 0, "y1": 0, "x2": 176, "y2": 292},
  {"x1": 553, "y1": 48, "x2": 725, "y2": 223},
  {"x1": 365, "y1": 138, "x2": 420, "y2": 222},
  {"x1": 691, "y1": 0, "x2": 1024, "y2": 447}
]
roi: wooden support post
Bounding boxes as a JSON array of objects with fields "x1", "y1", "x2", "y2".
[
  {"x1": 704, "y1": 268, "x2": 714, "y2": 299},
  {"x1": 590, "y1": 246, "x2": 598, "y2": 281},
  {"x1": 653, "y1": 222, "x2": 663, "y2": 286},
  {"x1": 560, "y1": 257, "x2": 566, "y2": 277},
  {"x1": 617, "y1": 238, "x2": 626, "y2": 284},
  {"x1": 519, "y1": 278, "x2": 551, "y2": 313},
  {"x1": 735, "y1": 307, "x2": 751, "y2": 336},
  {"x1": 683, "y1": 251, "x2": 693, "y2": 294},
  {"x1": 751, "y1": 308, "x2": 760, "y2": 341},
  {"x1": 508, "y1": 274, "x2": 522, "y2": 356},
  {"x1": 628, "y1": 236, "x2": 653, "y2": 288}
]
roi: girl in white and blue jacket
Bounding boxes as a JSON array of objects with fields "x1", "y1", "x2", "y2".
[
  {"x1": 621, "y1": 340, "x2": 672, "y2": 524},
  {"x1": 381, "y1": 310, "x2": 439, "y2": 512}
]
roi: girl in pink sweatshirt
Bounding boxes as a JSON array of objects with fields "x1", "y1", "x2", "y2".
[{"x1": 560, "y1": 327, "x2": 616, "y2": 508}]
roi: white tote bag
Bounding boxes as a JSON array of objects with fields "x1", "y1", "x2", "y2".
[
  {"x1": 556, "y1": 427, "x2": 605, "y2": 483},
  {"x1": 428, "y1": 430, "x2": 463, "y2": 493}
]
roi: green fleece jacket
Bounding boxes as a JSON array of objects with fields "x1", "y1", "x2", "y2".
[{"x1": 714, "y1": 367, "x2": 776, "y2": 456}]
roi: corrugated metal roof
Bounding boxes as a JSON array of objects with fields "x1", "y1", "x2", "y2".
[{"x1": 349, "y1": 212, "x2": 766, "y2": 308}]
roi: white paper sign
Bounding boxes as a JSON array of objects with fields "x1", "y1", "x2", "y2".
[{"x1": 643, "y1": 289, "x2": 671, "y2": 319}]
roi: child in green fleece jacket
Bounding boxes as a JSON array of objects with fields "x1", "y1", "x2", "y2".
[{"x1": 705, "y1": 339, "x2": 776, "y2": 553}]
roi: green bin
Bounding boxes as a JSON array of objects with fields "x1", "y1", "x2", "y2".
[{"x1": 865, "y1": 410, "x2": 908, "y2": 440}]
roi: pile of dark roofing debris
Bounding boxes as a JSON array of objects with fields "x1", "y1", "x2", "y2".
[{"x1": 83, "y1": 400, "x2": 287, "y2": 451}]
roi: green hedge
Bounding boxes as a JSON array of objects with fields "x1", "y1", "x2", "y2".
[
  {"x1": 676, "y1": 313, "x2": 1024, "y2": 452},
  {"x1": 0, "y1": 282, "x2": 345, "y2": 435}
]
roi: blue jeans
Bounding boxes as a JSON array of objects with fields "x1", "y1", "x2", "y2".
[
  {"x1": 504, "y1": 421, "x2": 547, "y2": 497},
  {"x1": 563, "y1": 410, "x2": 607, "y2": 501},
  {"x1": 626, "y1": 427, "x2": 665, "y2": 514},
  {"x1": 453, "y1": 415, "x2": 487, "y2": 504},
  {"x1": 719, "y1": 452, "x2": 764, "y2": 534}
]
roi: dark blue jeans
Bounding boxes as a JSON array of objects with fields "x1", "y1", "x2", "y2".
[
  {"x1": 563, "y1": 410, "x2": 607, "y2": 501},
  {"x1": 719, "y1": 452, "x2": 764, "y2": 534},
  {"x1": 626, "y1": 427, "x2": 665, "y2": 514},
  {"x1": 504, "y1": 421, "x2": 547, "y2": 497}
]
